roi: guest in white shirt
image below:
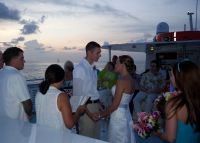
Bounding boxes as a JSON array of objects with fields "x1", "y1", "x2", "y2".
[
  {"x1": 0, "y1": 50, "x2": 4, "y2": 69},
  {"x1": 36, "y1": 64, "x2": 85, "y2": 130},
  {"x1": 73, "y1": 41, "x2": 101, "y2": 138},
  {"x1": 0, "y1": 47, "x2": 32, "y2": 121}
]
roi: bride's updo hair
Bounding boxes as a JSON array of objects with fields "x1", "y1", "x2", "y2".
[
  {"x1": 39, "y1": 64, "x2": 65, "y2": 94},
  {"x1": 119, "y1": 55, "x2": 134, "y2": 74}
]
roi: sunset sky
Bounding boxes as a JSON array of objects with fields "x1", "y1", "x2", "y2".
[{"x1": 0, "y1": 0, "x2": 199, "y2": 63}]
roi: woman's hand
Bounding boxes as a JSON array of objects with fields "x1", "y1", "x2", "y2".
[
  {"x1": 85, "y1": 109, "x2": 101, "y2": 122},
  {"x1": 91, "y1": 112, "x2": 101, "y2": 121},
  {"x1": 84, "y1": 108, "x2": 96, "y2": 121},
  {"x1": 77, "y1": 105, "x2": 86, "y2": 116}
]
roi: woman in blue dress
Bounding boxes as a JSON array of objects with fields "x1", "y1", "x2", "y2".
[{"x1": 156, "y1": 60, "x2": 200, "y2": 143}]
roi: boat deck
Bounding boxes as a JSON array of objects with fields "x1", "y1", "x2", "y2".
[{"x1": 27, "y1": 81, "x2": 164, "y2": 143}]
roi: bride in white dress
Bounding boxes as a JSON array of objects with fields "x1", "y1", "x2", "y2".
[{"x1": 92, "y1": 55, "x2": 136, "y2": 143}]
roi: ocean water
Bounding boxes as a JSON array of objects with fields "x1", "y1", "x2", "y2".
[
  {"x1": 22, "y1": 62, "x2": 108, "y2": 81},
  {"x1": 22, "y1": 62, "x2": 50, "y2": 80},
  {"x1": 22, "y1": 60, "x2": 145, "y2": 81}
]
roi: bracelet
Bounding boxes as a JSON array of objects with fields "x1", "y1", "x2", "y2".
[{"x1": 98, "y1": 113, "x2": 101, "y2": 119}]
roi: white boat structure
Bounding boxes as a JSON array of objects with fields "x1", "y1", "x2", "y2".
[
  {"x1": 103, "y1": 19, "x2": 200, "y2": 69},
  {"x1": 103, "y1": 39, "x2": 200, "y2": 69},
  {"x1": 0, "y1": 115, "x2": 108, "y2": 143}
]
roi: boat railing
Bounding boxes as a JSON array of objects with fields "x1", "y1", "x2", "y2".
[{"x1": 27, "y1": 78, "x2": 43, "y2": 113}]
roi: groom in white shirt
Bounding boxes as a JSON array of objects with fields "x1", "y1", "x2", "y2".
[{"x1": 73, "y1": 41, "x2": 101, "y2": 139}]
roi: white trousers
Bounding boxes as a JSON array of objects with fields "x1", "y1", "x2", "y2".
[{"x1": 79, "y1": 103, "x2": 101, "y2": 139}]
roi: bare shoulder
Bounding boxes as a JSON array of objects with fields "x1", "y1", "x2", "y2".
[
  {"x1": 165, "y1": 100, "x2": 176, "y2": 118},
  {"x1": 177, "y1": 105, "x2": 188, "y2": 123},
  {"x1": 115, "y1": 79, "x2": 124, "y2": 90},
  {"x1": 57, "y1": 92, "x2": 69, "y2": 110},
  {"x1": 116, "y1": 78, "x2": 127, "y2": 88},
  {"x1": 118, "y1": 75, "x2": 133, "y2": 83},
  {"x1": 116, "y1": 76, "x2": 134, "y2": 93},
  {"x1": 58, "y1": 92, "x2": 68, "y2": 101}
]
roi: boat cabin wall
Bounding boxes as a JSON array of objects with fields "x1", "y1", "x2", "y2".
[{"x1": 145, "y1": 44, "x2": 200, "y2": 70}]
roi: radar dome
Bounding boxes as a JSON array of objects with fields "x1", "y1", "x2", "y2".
[{"x1": 156, "y1": 22, "x2": 169, "y2": 34}]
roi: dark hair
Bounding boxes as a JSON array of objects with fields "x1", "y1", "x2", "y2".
[
  {"x1": 85, "y1": 41, "x2": 101, "y2": 52},
  {"x1": 133, "y1": 64, "x2": 136, "y2": 71},
  {"x1": 168, "y1": 60, "x2": 200, "y2": 132},
  {"x1": 119, "y1": 55, "x2": 134, "y2": 74},
  {"x1": 112, "y1": 55, "x2": 118, "y2": 61},
  {"x1": 105, "y1": 62, "x2": 114, "y2": 71},
  {"x1": 3, "y1": 47, "x2": 23, "y2": 65},
  {"x1": 39, "y1": 64, "x2": 65, "y2": 94},
  {"x1": 150, "y1": 59, "x2": 160, "y2": 69}
]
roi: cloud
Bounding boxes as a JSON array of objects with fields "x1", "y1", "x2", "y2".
[
  {"x1": 144, "y1": 33, "x2": 153, "y2": 39},
  {"x1": 0, "y1": 36, "x2": 25, "y2": 48},
  {"x1": 0, "y1": 2, "x2": 21, "y2": 20},
  {"x1": 63, "y1": 46, "x2": 77, "y2": 51},
  {"x1": 21, "y1": 0, "x2": 139, "y2": 20},
  {"x1": 75, "y1": 2, "x2": 139, "y2": 21},
  {"x1": 78, "y1": 48, "x2": 85, "y2": 51},
  {"x1": 20, "y1": 21, "x2": 39, "y2": 35},
  {"x1": 164, "y1": 0, "x2": 178, "y2": 5},
  {"x1": 19, "y1": 15, "x2": 46, "y2": 35},
  {"x1": 2, "y1": 42, "x2": 12, "y2": 48},
  {"x1": 24, "y1": 40, "x2": 45, "y2": 51},
  {"x1": 87, "y1": 3, "x2": 139, "y2": 20},
  {"x1": 130, "y1": 33, "x2": 154, "y2": 43},
  {"x1": 19, "y1": 19, "x2": 29, "y2": 24},
  {"x1": 40, "y1": 15, "x2": 46, "y2": 23},
  {"x1": 11, "y1": 36, "x2": 25, "y2": 44},
  {"x1": 103, "y1": 41, "x2": 109, "y2": 46},
  {"x1": 46, "y1": 46, "x2": 53, "y2": 49}
]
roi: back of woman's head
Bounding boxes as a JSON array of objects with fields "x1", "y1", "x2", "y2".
[
  {"x1": 173, "y1": 60, "x2": 199, "y2": 91},
  {"x1": 104, "y1": 62, "x2": 114, "y2": 71},
  {"x1": 172, "y1": 60, "x2": 200, "y2": 132},
  {"x1": 119, "y1": 55, "x2": 134, "y2": 74},
  {"x1": 39, "y1": 64, "x2": 65, "y2": 94},
  {"x1": 64, "y1": 60, "x2": 74, "y2": 72}
]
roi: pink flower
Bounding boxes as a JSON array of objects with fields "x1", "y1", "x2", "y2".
[
  {"x1": 133, "y1": 111, "x2": 160, "y2": 139},
  {"x1": 137, "y1": 112, "x2": 148, "y2": 120},
  {"x1": 152, "y1": 111, "x2": 160, "y2": 119}
]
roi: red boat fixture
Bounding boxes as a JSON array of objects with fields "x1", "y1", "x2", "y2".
[{"x1": 156, "y1": 31, "x2": 200, "y2": 42}]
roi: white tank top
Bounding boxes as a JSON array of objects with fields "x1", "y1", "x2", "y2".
[{"x1": 36, "y1": 86, "x2": 70, "y2": 132}]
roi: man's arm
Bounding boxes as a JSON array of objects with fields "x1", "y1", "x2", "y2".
[
  {"x1": 21, "y1": 99, "x2": 32, "y2": 119},
  {"x1": 73, "y1": 66, "x2": 85, "y2": 97}
]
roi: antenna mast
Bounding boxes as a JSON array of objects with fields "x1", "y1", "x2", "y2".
[
  {"x1": 187, "y1": 12, "x2": 194, "y2": 31},
  {"x1": 195, "y1": 0, "x2": 199, "y2": 31}
]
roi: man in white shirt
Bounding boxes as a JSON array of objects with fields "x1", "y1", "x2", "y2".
[
  {"x1": 0, "y1": 47, "x2": 32, "y2": 121},
  {"x1": 73, "y1": 41, "x2": 101, "y2": 138}
]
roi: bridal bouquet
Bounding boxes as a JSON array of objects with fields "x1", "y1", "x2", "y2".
[
  {"x1": 133, "y1": 111, "x2": 160, "y2": 139},
  {"x1": 154, "y1": 91, "x2": 178, "y2": 118},
  {"x1": 155, "y1": 91, "x2": 179, "y2": 103}
]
